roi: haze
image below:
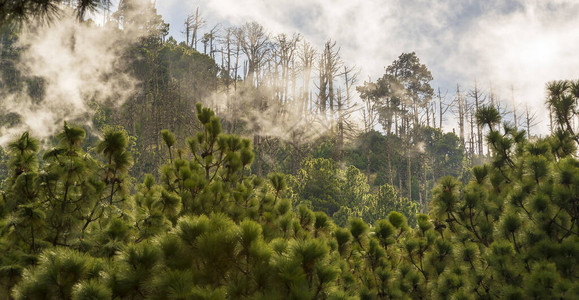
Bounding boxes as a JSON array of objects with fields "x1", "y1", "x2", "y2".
[{"x1": 157, "y1": 0, "x2": 579, "y2": 134}]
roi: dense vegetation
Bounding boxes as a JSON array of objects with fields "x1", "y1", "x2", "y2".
[
  {"x1": 1, "y1": 1, "x2": 578, "y2": 299},
  {"x1": 1, "y1": 101, "x2": 579, "y2": 299}
]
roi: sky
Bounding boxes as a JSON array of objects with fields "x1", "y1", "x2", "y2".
[{"x1": 152, "y1": 0, "x2": 579, "y2": 135}]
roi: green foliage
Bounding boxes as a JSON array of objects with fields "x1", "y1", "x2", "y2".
[
  {"x1": 1, "y1": 0, "x2": 107, "y2": 25},
  {"x1": 1, "y1": 103, "x2": 579, "y2": 299},
  {"x1": 289, "y1": 157, "x2": 419, "y2": 227},
  {"x1": 12, "y1": 248, "x2": 104, "y2": 300},
  {"x1": 345, "y1": 127, "x2": 464, "y2": 208},
  {"x1": 476, "y1": 105, "x2": 502, "y2": 131},
  {"x1": 361, "y1": 184, "x2": 419, "y2": 226},
  {"x1": 290, "y1": 157, "x2": 343, "y2": 215}
]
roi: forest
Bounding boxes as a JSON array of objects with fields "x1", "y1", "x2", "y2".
[{"x1": 0, "y1": 1, "x2": 578, "y2": 299}]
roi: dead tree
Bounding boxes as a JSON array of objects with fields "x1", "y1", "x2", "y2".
[
  {"x1": 468, "y1": 80, "x2": 486, "y2": 156},
  {"x1": 185, "y1": 7, "x2": 205, "y2": 50},
  {"x1": 525, "y1": 104, "x2": 539, "y2": 139},
  {"x1": 274, "y1": 33, "x2": 300, "y2": 105},
  {"x1": 316, "y1": 40, "x2": 342, "y2": 119},
  {"x1": 202, "y1": 25, "x2": 220, "y2": 59},
  {"x1": 236, "y1": 22, "x2": 270, "y2": 87},
  {"x1": 456, "y1": 84, "x2": 465, "y2": 145},
  {"x1": 297, "y1": 41, "x2": 316, "y2": 114},
  {"x1": 511, "y1": 86, "x2": 518, "y2": 131},
  {"x1": 337, "y1": 65, "x2": 359, "y2": 159}
]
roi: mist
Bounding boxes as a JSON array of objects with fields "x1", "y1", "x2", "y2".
[
  {"x1": 157, "y1": 0, "x2": 579, "y2": 135},
  {"x1": 0, "y1": 4, "x2": 153, "y2": 146},
  {"x1": 208, "y1": 86, "x2": 337, "y2": 145}
]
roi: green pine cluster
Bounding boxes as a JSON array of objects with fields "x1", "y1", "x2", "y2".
[{"x1": 1, "y1": 102, "x2": 578, "y2": 299}]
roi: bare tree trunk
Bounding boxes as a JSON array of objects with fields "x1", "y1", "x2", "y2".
[
  {"x1": 469, "y1": 81, "x2": 485, "y2": 157},
  {"x1": 432, "y1": 102, "x2": 437, "y2": 130},
  {"x1": 425, "y1": 101, "x2": 431, "y2": 128},
  {"x1": 457, "y1": 84, "x2": 465, "y2": 145},
  {"x1": 327, "y1": 43, "x2": 334, "y2": 116},
  {"x1": 395, "y1": 111, "x2": 399, "y2": 136},
  {"x1": 367, "y1": 145, "x2": 372, "y2": 184},
  {"x1": 438, "y1": 87, "x2": 443, "y2": 131},
  {"x1": 190, "y1": 7, "x2": 205, "y2": 50},
  {"x1": 299, "y1": 41, "x2": 315, "y2": 116},
  {"x1": 407, "y1": 153, "x2": 412, "y2": 201},
  {"x1": 254, "y1": 135, "x2": 262, "y2": 176},
  {"x1": 469, "y1": 109, "x2": 475, "y2": 158},
  {"x1": 418, "y1": 163, "x2": 423, "y2": 212},
  {"x1": 512, "y1": 86, "x2": 518, "y2": 131},
  {"x1": 549, "y1": 107, "x2": 553, "y2": 134},
  {"x1": 526, "y1": 106, "x2": 531, "y2": 139},
  {"x1": 423, "y1": 162, "x2": 428, "y2": 213},
  {"x1": 525, "y1": 104, "x2": 538, "y2": 139},
  {"x1": 184, "y1": 15, "x2": 192, "y2": 46},
  {"x1": 398, "y1": 172, "x2": 402, "y2": 201},
  {"x1": 233, "y1": 36, "x2": 240, "y2": 91},
  {"x1": 337, "y1": 91, "x2": 344, "y2": 159},
  {"x1": 339, "y1": 65, "x2": 358, "y2": 160},
  {"x1": 318, "y1": 55, "x2": 327, "y2": 114},
  {"x1": 388, "y1": 151, "x2": 393, "y2": 186}
]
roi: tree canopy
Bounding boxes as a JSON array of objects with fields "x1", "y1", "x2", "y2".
[{"x1": 0, "y1": 102, "x2": 578, "y2": 299}]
